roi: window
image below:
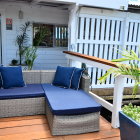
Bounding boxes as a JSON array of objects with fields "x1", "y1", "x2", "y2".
[{"x1": 33, "y1": 23, "x2": 68, "y2": 47}]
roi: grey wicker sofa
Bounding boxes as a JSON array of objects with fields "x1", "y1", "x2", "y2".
[{"x1": 0, "y1": 70, "x2": 101, "y2": 136}]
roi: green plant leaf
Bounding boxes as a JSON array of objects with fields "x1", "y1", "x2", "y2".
[{"x1": 99, "y1": 46, "x2": 140, "y2": 97}]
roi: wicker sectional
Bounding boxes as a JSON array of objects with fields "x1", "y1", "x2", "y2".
[{"x1": 0, "y1": 70, "x2": 100, "y2": 135}]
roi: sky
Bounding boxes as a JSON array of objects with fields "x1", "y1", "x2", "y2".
[{"x1": 129, "y1": 0, "x2": 140, "y2": 5}]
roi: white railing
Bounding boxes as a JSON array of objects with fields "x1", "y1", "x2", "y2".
[
  {"x1": 64, "y1": 51, "x2": 128, "y2": 128},
  {"x1": 69, "y1": 7, "x2": 140, "y2": 88}
]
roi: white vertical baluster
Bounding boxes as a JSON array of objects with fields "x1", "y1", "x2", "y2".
[
  {"x1": 128, "y1": 22, "x2": 133, "y2": 43},
  {"x1": 133, "y1": 22, "x2": 138, "y2": 42},
  {"x1": 110, "y1": 20, "x2": 115, "y2": 42},
  {"x1": 90, "y1": 18, "x2": 95, "y2": 40},
  {"x1": 115, "y1": 20, "x2": 120, "y2": 42},
  {"x1": 105, "y1": 19, "x2": 110, "y2": 41},
  {"x1": 100, "y1": 19, "x2": 105, "y2": 41},
  {"x1": 80, "y1": 17, "x2": 85, "y2": 41},
  {"x1": 97, "y1": 44, "x2": 104, "y2": 85},
  {"x1": 85, "y1": 18, "x2": 90, "y2": 41},
  {"x1": 95, "y1": 19, "x2": 100, "y2": 41}
]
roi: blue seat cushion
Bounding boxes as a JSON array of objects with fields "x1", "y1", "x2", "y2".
[
  {"x1": 0, "y1": 84, "x2": 45, "y2": 100},
  {"x1": 42, "y1": 84, "x2": 101, "y2": 115},
  {"x1": 52, "y1": 66, "x2": 75, "y2": 88},
  {"x1": 0, "y1": 66, "x2": 25, "y2": 89},
  {"x1": 71, "y1": 68, "x2": 85, "y2": 90}
]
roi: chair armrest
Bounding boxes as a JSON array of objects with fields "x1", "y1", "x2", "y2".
[{"x1": 80, "y1": 75, "x2": 90, "y2": 92}]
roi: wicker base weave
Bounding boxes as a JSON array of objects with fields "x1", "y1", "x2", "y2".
[
  {"x1": 0, "y1": 97, "x2": 45, "y2": 118},
  {"x1": 46, "y1": 101, "x2": 100, "y2": 136}
]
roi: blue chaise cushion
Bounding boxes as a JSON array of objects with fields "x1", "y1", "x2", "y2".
[
  {"x1": 0, "y1": 84, "x2": 45, "y2": 100},
  {"x1": 53, "y1": 66, "x2": 75, "y2": 88},
  {"x1": 71, "y1": 68, "x2": 85, "y2": 90},
  {"x1": 42, "y1": 84, "x2": 101, "y2": 115},
  {"x1": 0, "y1": 66, "x2": 25, "y2": 89}
]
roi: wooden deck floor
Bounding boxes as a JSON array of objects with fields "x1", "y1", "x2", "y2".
[{"x1": 0, "y1": 115, "x2": 120, "y2": 140}]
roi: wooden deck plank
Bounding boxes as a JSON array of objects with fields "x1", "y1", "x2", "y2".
[
  {"x1": 0, "y1": 124, "x2": 49, "y2": 136},
  {"x1": 100, "y1": 136, "x2": 120, "y2": 140},
  {"x1": 0, "y1": 115, "x2": 45, "y2": 122},
  {"x1": 100, "y1": 116, "x2": 110, "y2": 125},
  {"x1": 0, "y1": 131, "x2": 52, "y2": 140},
  {"x1": 0, "y1": 118, "x2": 47, "y2": 129},
  {"x1": 63, "y1": 129, "x2": 120, "y2": 140},
  {"x1": 35, "y1": 137, "x2": 65, "y2": 140},
  {"x1": 0, "y1": 115, "x2": 120, "y2": 140}
]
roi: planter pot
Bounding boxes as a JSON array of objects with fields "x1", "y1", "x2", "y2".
[
  {"x1": 119, "y1": 112, "x2": 140, "y2": 140},
  {"x1": 21, "y1": 65, "x2": 28, "y2": 70}
]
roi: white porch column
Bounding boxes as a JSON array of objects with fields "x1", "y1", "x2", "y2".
[
  {"x1": 68, "y1": 4, "x2": 79, "y2": 51},
  {"x1": 68, "y1": 4, "x2": 81, "y2": 68},
  {"x1": 111, "y1": 75, "x2": 125, "y2": 128},
  {"x1": 0, "y1": 9, "x2": 6, "y2": 66}
]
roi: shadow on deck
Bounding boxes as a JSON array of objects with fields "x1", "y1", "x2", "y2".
[{"x1": 0, "y1": 115, "x2": 120, "y2": 140}]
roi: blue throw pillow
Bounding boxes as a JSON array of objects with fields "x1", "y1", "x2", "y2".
[
  {"x1": 53, "y1": 66, "x2": 75, "y2": 88},
  {"x1": 0, "y1": 73, "x2": 2, "y2": 88},
  {"x1": 0, "y1": 65, "x2": 3, "y2": 88},
  {"x1": 0, "y1": 66, "x2": 25, "y2": 89},
  {"x1": 71, "y1": 68, "x2": 85, "y2": 90}
]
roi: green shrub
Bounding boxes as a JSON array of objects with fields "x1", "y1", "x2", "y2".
[{"x1": 122, "y1": 103, "x2": 140, "y2": 123}]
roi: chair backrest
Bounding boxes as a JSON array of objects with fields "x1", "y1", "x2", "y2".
[{"x1": 23, "y1": 70, "x2": 90, "y2": 92}]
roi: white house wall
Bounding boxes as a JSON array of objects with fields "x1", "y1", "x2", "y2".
[{"x1": 0, "y1": 2, "x2": 69, "y2": 69}]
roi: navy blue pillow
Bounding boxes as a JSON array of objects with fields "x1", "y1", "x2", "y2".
[
  {"x1": 71, "y1": 68, "x2": 85, "y2": 90},
  {"x1": 53, "y1": 66, "x2": 75, "y2": 88},
  {"x1": 0, "y1": 66, "x2": 25, "y2": 89},
  {"x1": 0, "y1": 65, "x2": 3, "y2": 88},
  {"x1": 0, "y1": 73, "x2": 2, "y2": 88}
]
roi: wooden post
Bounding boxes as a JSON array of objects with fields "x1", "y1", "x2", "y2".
[{"x1": 111, "y1": 75, "x2": 125, "y2": 128}]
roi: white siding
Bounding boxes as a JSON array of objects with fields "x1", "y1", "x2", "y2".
[
  {"x1": 34, "y1": 47, "x2": 68, "y2": 70},
  {"x1": 0, "y1": 2, "x2": 69, "y2": 69}
]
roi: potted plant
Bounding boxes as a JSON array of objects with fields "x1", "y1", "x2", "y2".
[
  {"x1": 99, "y1": 48, "x2": 140, "y2": 140},
  {"x1": 15, "y1": 22, "x2": 31, "y2": 65},
  {"x1": 10, "y1": 59, "x2": 18, "y2": 66},
  {"x1": 14, "y1": 22, "x2": 49, "y2": 70},
  {"x1": 24, "y1": 46, "x2": 37, "y2": 70}
]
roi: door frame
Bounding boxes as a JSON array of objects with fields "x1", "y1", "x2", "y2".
[{"x1": 0, "y1": 9, "x2": 6, "y2": 65}]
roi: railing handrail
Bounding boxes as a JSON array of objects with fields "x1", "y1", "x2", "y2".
[{"x1": 63, "y1": 51, "x2": 118, "y2": 68}]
